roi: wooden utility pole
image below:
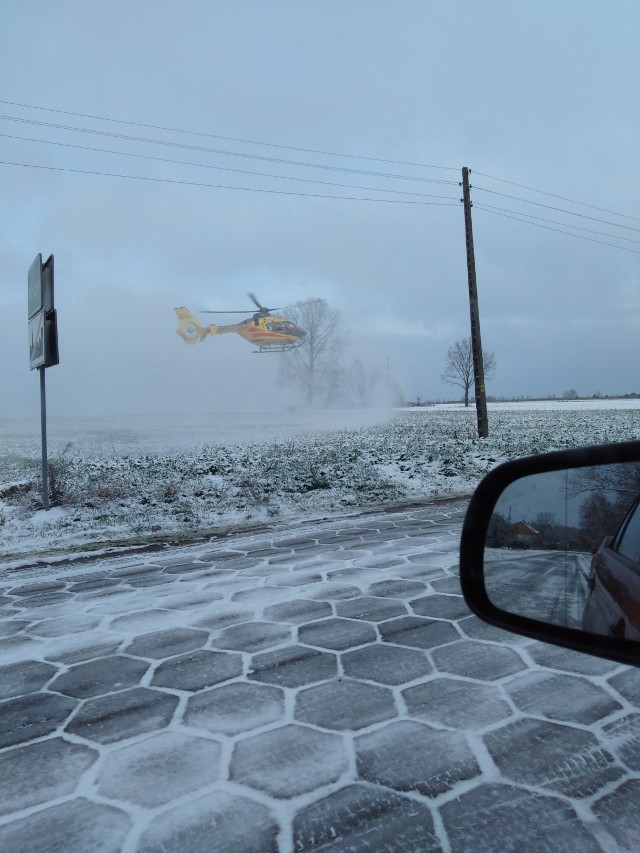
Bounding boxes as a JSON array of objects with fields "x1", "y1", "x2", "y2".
[{"x1": 461, "y1": 166, "x2": 489, "y2": 437}]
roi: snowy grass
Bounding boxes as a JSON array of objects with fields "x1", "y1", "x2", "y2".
[{"x1": 1, "y1": 402, "x2": 639, "y2": 563}]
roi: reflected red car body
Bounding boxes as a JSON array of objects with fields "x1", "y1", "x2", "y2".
[{"x1": 582, "y1": 495, "x2": 640, "y2": 640}]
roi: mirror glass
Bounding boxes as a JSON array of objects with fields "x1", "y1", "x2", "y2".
[{"x1": 484, "y1": 461, "x2": 640, "y2": 639}]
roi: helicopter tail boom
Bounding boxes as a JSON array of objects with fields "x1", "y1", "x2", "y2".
[{"x1": 174, "y1": 307, "x2": 213, "y2": 345}]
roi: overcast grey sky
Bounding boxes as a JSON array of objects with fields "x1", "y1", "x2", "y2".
[{"x1": 1, "y1": 1, "x2": 638, "y2": 417}]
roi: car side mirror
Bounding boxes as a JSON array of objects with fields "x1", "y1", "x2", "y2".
[{"x1": 459, "y1": 440, "x2": 640, "y2": 666}]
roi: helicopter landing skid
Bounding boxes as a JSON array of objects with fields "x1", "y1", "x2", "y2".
[{"x1": 254, "y1": 340, "x2": 304, "y2": 353}]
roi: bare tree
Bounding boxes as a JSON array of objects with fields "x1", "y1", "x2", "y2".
[
  {"x1": 280, "y1": 298, "x2": 345, "y2": 406},
  {"x1": 441, "y1": 337, "x2": 496, "y2": 406}
]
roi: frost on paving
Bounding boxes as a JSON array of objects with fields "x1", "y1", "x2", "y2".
[
  {"x1": 1, "y1": 401, "x2": 639, "y2": 563},
  {"x1": 1, "y1": 504, "x2": 639, "y2": 851}
]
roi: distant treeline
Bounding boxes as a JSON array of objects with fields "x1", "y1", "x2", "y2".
[{"x1": 408, "y1": 392, "x2": 640, "y2": 407}]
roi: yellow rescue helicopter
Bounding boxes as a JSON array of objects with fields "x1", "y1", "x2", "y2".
[{"x1": 174, "y1": 293, "x2": 306, "y2": 353}]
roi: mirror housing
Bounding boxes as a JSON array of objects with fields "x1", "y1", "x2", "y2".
[{"x1": 460, "y1": 440, "x2": 640, "y2": 667}]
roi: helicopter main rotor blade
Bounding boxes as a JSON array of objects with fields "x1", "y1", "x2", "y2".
[{"x1": 248, "y1": 292, "x2": 263, "y2": 310}]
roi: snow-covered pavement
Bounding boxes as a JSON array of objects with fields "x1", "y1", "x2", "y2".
[{"x1": 1, "y1": 502, "x2": 639, "y2": 852}]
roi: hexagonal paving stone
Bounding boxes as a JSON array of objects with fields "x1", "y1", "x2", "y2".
[
  {"x1": 592, "y1": 778, "x2": 640, "y2": 851},
  {"x1": 458, "y1": 614, "x2": 530, "y2": 645},
  {"x1": 298, "y1": 617, "x2": 376, "y2": 651},
  {"x1": 128, "y1": 573, "x2": 176, "y2": 588},
  {"x1": 432, "y1": 640, "x2": 527, "y2": 681},
  {"x1": 335, "y1": 596, "x2": 407, "y2": 622},
  {"x1": 184, "y1": 682, "x2": 285, "y2": 736},
  {"x1": 367, "y1": 579, "x2": 427, "y2": 598},
  {"x1": 193, "y1": 607, "x2": 254, "y2": 631},
  {"x1": 210, "y1": 621, "x2": 291, "y2": 652},
  {"x1": 263, "y1": 598, "x2": 332, "y2": 624},
  {"x1": 410, "y1": 593, "x2": 470, "y2": 621},
  {"x1": 0, "y1": 797, "x2": 131, "y2": 853},
  {"x1": 293, "y1": 783, "x2": 439, "y2": 852},
  {"x1": 269, "y1": 570, "x2": 324, "y2": 587},
  {"x1": 0, "y1": 692, "x2": 78, "y2": 748},
  {"x1": 484, "y1": 717, "x2": 623, "y2": 798},
  {"x1": 96, "y1": 732, "x2": 221, "y2": 806},
  {"x1": 308, "y1": 583, "x2": 362, "y2": 600},
  {"x1": 0, "y1": 635, "x2": 45, "y2": 663},
  {"x1": 230, "y1": 723, "x2": 348, "y2": 798},
  {"x1": 29, "y1": 614, "x2": 103, "y2": 637},
  {"x1": 430, "y1": 575, "x2": 463, "y2": 592},
  {"x1": 526, "y1": 641, "x2": 619, "y2": 675},
  {"x1": 10, "y1": 591, "x2": 73, "y2": 609},
  {"x1": 0, "y1": 738, "x2": 98, "y2": 816},
  {"x1": 440, "y1": 783, "x2": 603, "y2": 852},
  {"x1": 43, "y1": 635, "x2": 122, "y2": 665},
  {"x1": 295, "y1": 679, "x2": 398, "y2": 730},
  {"x1": 342, "y1": 643, "x2": 432, "y2": 685},
  {"x1": 602, "y1": 713, "x2": 640, "y2": 771},
  {"x1": 0, "y1": 619, "x2": 31, "y2": 637},
  {"x1": 65, "y1": 687, "x2": 179, "y2": 744},
  {"x1": 378, "y1": 616, "x2": 459, "y2": 649},
  {"x1": 506, "y1": 671, "x2": 623, "y2": 724},
  {"x1": 68, "y1": 577, "x2": 123, "y2": 592},
  {"x1": 49, "y1": 655, "x2": 150, "y2": 699},
  {"x1": 137, "y1": 791, "x2": 278, "y2": 852},
  {"x1": 608, "y1": 667, "x2": 640, "y2": 706},
  {"x1": 124, "y1": 626, "x2": 210, "y2": 659},
  {"x1": 0, "y1": 659, "x2": 58, "y2": 700},
  {"x1": 356, "y1": 720, "x2": 480, "y2": 797},
  {"x1": 403, "y1": 677, "x2": 512, "y2": 730},
  {"x1": 248, "y1": 644, "x2": 337, "y2": 688},
  {"x1": 108, "y1": 608, "x2": 178, "y2": 633},
  {"x1": 8, "y1": 580, "x2": 67, "y2": 596},
  {"x1": 151, "y1": 649, "x2": 242, "y2": 691}
]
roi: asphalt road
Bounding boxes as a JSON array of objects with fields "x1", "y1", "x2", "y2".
[
  {"x1": 1, "y1": 503, "x2": 639, "y2": 852},
  {"x1": 484, "y1": 548, "x2": 591, "y2": 628}
]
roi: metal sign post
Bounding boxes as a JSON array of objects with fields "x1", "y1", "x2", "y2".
[{"x1": 28, "y1": 253, "x2": 58, "y2": 510}]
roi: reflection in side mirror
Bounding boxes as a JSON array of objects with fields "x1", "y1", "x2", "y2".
[
  {"x1": 485, "y1": 465, "x2": 640, "y2": 636},
  {"x1": 460, "y1": 441, "x2": 640, "y2": 667}
]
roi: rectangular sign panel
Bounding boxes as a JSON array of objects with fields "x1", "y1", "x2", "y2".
[
  {"x1": 29, "y1": 308, "x2": 46, "y2": 369},
  {"x1": 28, "y1": 253, "x2": 43, "y2": 319}
]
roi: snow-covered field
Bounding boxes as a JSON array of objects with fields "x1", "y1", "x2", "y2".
[{"x1": 1, "y1": 401, "x2": 639, "y2": 567}]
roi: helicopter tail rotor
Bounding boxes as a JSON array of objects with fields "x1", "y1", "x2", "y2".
[{"x1": 174, "y1": 307, "x2": 212, "y2": 344}]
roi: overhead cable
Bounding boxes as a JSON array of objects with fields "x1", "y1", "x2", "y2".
[
  {"x1": 0, "y1": 160, "x2": 461, "y2": 206},
  {"x1": 0, "y1": 115, "x2": 458, "y2": 185},
  {"x1": 476, "y1": 202, "x2": 640, "y2": 245},
  {"x1": 475, "y1": 205, "x2": 640, "y2": 254},
  {"x1": 0, "y1": 132, "x2": 459, "y2": 201},
  {"x1": 473, "y1": 170, "x2": 639, "y2": 222},
  {"x1": 0, "y1": 99, "x2": 460, "y2": 171},
  {"x1": 472, "y1": 185, "x2": 640, "y2": 233}
]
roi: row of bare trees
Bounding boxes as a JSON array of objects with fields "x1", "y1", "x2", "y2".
[
  {"x1": 281, "y1": 299, "x2": 498, "y2": 408},
  {"x1": 280, "y1": 298, "x2": 403, "y2": 408}
]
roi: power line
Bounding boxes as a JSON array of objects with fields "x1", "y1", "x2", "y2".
[
  {"x1": 3, "y1": 101, "x2": 636, "y2": 231},
  {"x1": 0, "y1": 115, "x2": 458, "y2": 186},
  {"x1": 0, "y1": 160, "x2": 462, "y2": 207},
  {"x1": 3, "y1": 100, "x2": 637, "y2": 252},
  {"x1": 473, "y1": 169, "x2": 639, "y2": 223},
  {"x1": 0, "y1": 99, "x2": 460, "y2": 171},
  {"x1": 475, "y1": 204, "x2": 640, "y2": 254},
  {"x1": 475, "y1": 202, "x2": 640, "y2": 245},
  {"x1": 472, "y1": 184, "x2": 640, "y2": 233},
  {"x1": 0, "y1": 132, "x2": 460, "y2": 202}
]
